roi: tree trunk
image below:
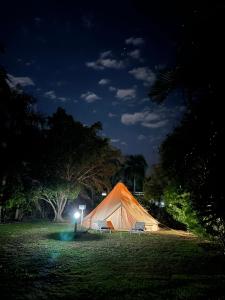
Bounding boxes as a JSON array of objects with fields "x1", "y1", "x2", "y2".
[
  {"x1": 15, "y1": 208, "x2": 20, "y2": 220},
  {"x1": 133, "y1": 177, "x2": 136, "y2": 193},
  {"x1": 54, "y1": 211, "x2": 64, "y2": 222}
]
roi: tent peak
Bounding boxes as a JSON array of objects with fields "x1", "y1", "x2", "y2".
[{"x1": 113, "y1": 182, "x2": 128, "y2": 190}]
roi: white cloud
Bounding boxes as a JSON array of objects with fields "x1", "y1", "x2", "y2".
[
  {"x1": 125, "y1": 37, "x2": 144, "y2": 46},
  {"x1": 140, "y1": 97, "x2": 149, "y2": 103},
  {"x1": 44, "y1": 90, "x2": 68, "y2": 102},
  {"x1": 80, "y1": 91, "x2": 101, "y2": 103},
  {"x1": 101, "y1": 59, "x2": 124, "y2": 69},
  {"x1": 129, "y1": 67, "x2": 156, "y2": 86},
  {"x1": 142, "y1": 120, "x2": 168, "y2": 128},
  {"x1": 121, "y1": 111, "x2": 159, "y2": 125},
  {"x1": 128, "y1": 49, "x2": 141, "y2": 59},
  {"x1": 44, "y1": 90, "x2": 57, "y2": 99},
  {"x1": 86, "y1": 50, "x2": 125, "y2": 70},
  {"x1": 100, "y1": 50, "x2": 112, "y2": 58},
  {"x1": 99, "y1": 78, "x2": 110, "y2": 85},
  {"x1": 7, "y1": 74, "x2": 35, "y2": 88},
  {"x1": 121, "y1": 141, "x2": 127, "y2": 146},
  {"x1": 116, "y1": 88, "x2": 136, "y2": 100},
  {"x1": 121, "y1": 104, "x2": 185, "y2": 130},
  {"x1": 111, "y1": 139, "x2": 120, "y2": 143},
  {"x1": 138, "y1": 134, "x2": 146, "y2": 141},
  {"x1": 86, "y1": 62, "x2": 103, "y2": 70},
  {"x1": 58, "y1": 97, "x2": 67, "y2": 102},
  {"x1": 108, "y1": 112, "x2": 117, "y2": 118},
  {"x1": 120, "y1": 103, "x2": 186, "y2": 129},
  {"x1": 109, "y1": 86, "x2": 116, "y2": 92}
]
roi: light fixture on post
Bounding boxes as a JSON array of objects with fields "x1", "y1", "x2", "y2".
[{"x1": 78, "y1": 204, "x2": 86, "y2": 227}]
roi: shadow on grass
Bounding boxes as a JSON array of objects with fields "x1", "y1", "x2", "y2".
[{"x1": 47, "y1": 231, "x2": 105, "y2": 242}]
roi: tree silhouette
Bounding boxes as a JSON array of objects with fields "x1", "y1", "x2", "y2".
[{"x1": 148, "y1": 3, "x2": 225, "y2": 239}]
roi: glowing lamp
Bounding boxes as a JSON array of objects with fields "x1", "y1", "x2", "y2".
[
  {"x1": 102, "y1": 192, "x2": 107, "y2": 196},
  {"x1": 74, "y1": 211, "x2": 80, "y2": 219}
]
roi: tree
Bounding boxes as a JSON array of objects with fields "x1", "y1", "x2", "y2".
[
  {"x1": 113, "y1": 155, "x2": 147, "y2": 192},
  {"x1": 34, "y1": 108, "x2": 121, "y2": 221},
  {"x1": 5, "y1": 181, "x2": 34, "y2": 221},
  {"x1": 163, "y1": 184, "x2": 205, "y2": 235},
  {"x1": 33, "y1": 181, "x2": 80, "y2": 222},
  {"x1": 148, "y1": 3, "x2": 225, "y2": 241},
  {"x1": 143, "y1": 164, "x2": 168, "y2": 201},
  {"x1": 0, "y1": 66, "x2": 44, "y2": 221},
  {"x1": 45, "y1": 108, "x2": 121, "y2": 190}
]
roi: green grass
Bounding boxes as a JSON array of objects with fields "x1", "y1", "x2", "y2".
[{"x1": 0, "y1": 222, "x2": 224, "y2": 300}]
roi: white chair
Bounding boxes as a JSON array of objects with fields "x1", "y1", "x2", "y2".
[
  {"x1": 97, "y1": 220, "x2": 112, "y2": 234},
  {"x1": 130, "y1": 222, "x2": 145, "y2": 234}
]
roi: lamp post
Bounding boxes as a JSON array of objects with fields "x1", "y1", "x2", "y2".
[
  {"x1": 78, "y1": 205, "x2": 86, "y2": 227},
  {"x1": 73, "y1": 211, "x2": 80, "y2": 236}
]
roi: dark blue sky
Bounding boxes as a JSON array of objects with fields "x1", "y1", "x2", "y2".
[{"x1": 0, "y1": 0, "x2": 188, "y2": 167}]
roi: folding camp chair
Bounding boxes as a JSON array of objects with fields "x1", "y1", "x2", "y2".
[
  {"x1": 130, "y1": 222, "x2": 145, "y2": 234},
  {"x1": 97, "y1": 220, "x2": 112, "y2": 233}
]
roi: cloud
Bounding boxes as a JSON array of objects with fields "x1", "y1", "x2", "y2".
[
  {"x1": 44, "y1": 90, "x2": 57, "y2": 99},
  {"x1": 128, "y1": 49, "x2": 141, "y2": 60},
  {"x1": 129, "y1": 67, "x2": 156, "y2": 86},
  {"x1": 138, "y1": 134, "x2": 146, "y2": 141},
  {"x1": 100, "y1": 50, "x2": 112, "y2": 58},
  {"x1": 121, "y1": 141, "x2": 127, "y2": 146},
  {"x1": 142, "y1": 120, "x2": 168, "y2": 128},
  {"x1": 109, "y1": 86, "x2": 116, "y2": 92},
  {"x1": 140, "y1": 97, "x2": 149, "y2": 103},
  {"x1": 125, "y1": 37, "x2": 144, "y2": 46},
  {"x1": 7, "y1": 74, "x2": 35, "y2": 88},
  {"x1": 121, "y1": 111, "x2": 159, "y2": 125},
  {"x1": 80, "y1": 91, "x2": 101, "y2": 103},
  {"x1": 44, "y1": 90, "x2": 68, "y2": 102},
  {"x1": 99, "y1": 78, "x2": 110, "y2": 85},
  {"x1": 58, "y1": 97, "x2": 67, "y2": 102},
  {"x1": 108, "y1": 112, "x2": 117, "y2": 118},
  {"x1": 116, "y1": 88, "x2": 136, "y2": 100},
  {"x1": 121, "y1": 104, "x2": 185, "y2": 129},
  {"x1": 86, "y1": 51, "x2": 125, "y2": 70},
  {"x1": 111, "y1": 139, "x2": 120, "y2": 143}
]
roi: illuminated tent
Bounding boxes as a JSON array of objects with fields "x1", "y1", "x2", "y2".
[{"x1": 82, "y1": 182, "x2": 159, "y2": 231}]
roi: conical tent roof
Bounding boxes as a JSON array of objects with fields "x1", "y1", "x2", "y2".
[{"x1": 82, "y1": 182, "x2": 159, "y2": 231}]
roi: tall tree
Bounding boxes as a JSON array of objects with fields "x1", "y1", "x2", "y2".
[
  {"x1": 113, "y1": 155, "x2": 147, "y2": 192},
  {"x1": 0, "y1": 66, "x2": 44, "y2": 220},
  {"x1": 35, "y1": 108, "x2": 121, "y2": 221},
  {"x1": 148, "y1": 3, "x2": 225, "y2": 239}
]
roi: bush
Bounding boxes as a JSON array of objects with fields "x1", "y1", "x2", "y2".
[{"x1": 164, "y1": 185, "x2": 206, "y2": 236}]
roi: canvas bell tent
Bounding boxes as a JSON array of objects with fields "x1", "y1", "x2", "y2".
[{"x1": 82, "y1": 182, "x2": 159, "y2": 231}]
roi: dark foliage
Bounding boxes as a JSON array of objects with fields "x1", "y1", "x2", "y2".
[{"x1": 148, "y1": 3, "x2": 225, "y2": 240}]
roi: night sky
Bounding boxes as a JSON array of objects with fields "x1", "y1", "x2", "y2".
[{"x1": 0, "y1": 1, "x2": 188, "y2": 167}]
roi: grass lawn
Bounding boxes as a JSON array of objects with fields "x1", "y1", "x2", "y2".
[{"x1": 0, "y1": 222, "x2": 225, "y2": 300}]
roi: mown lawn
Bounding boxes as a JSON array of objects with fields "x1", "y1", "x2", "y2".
[{"x1": 0, "y1": 222, "x2": 224, "y2": 300}]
